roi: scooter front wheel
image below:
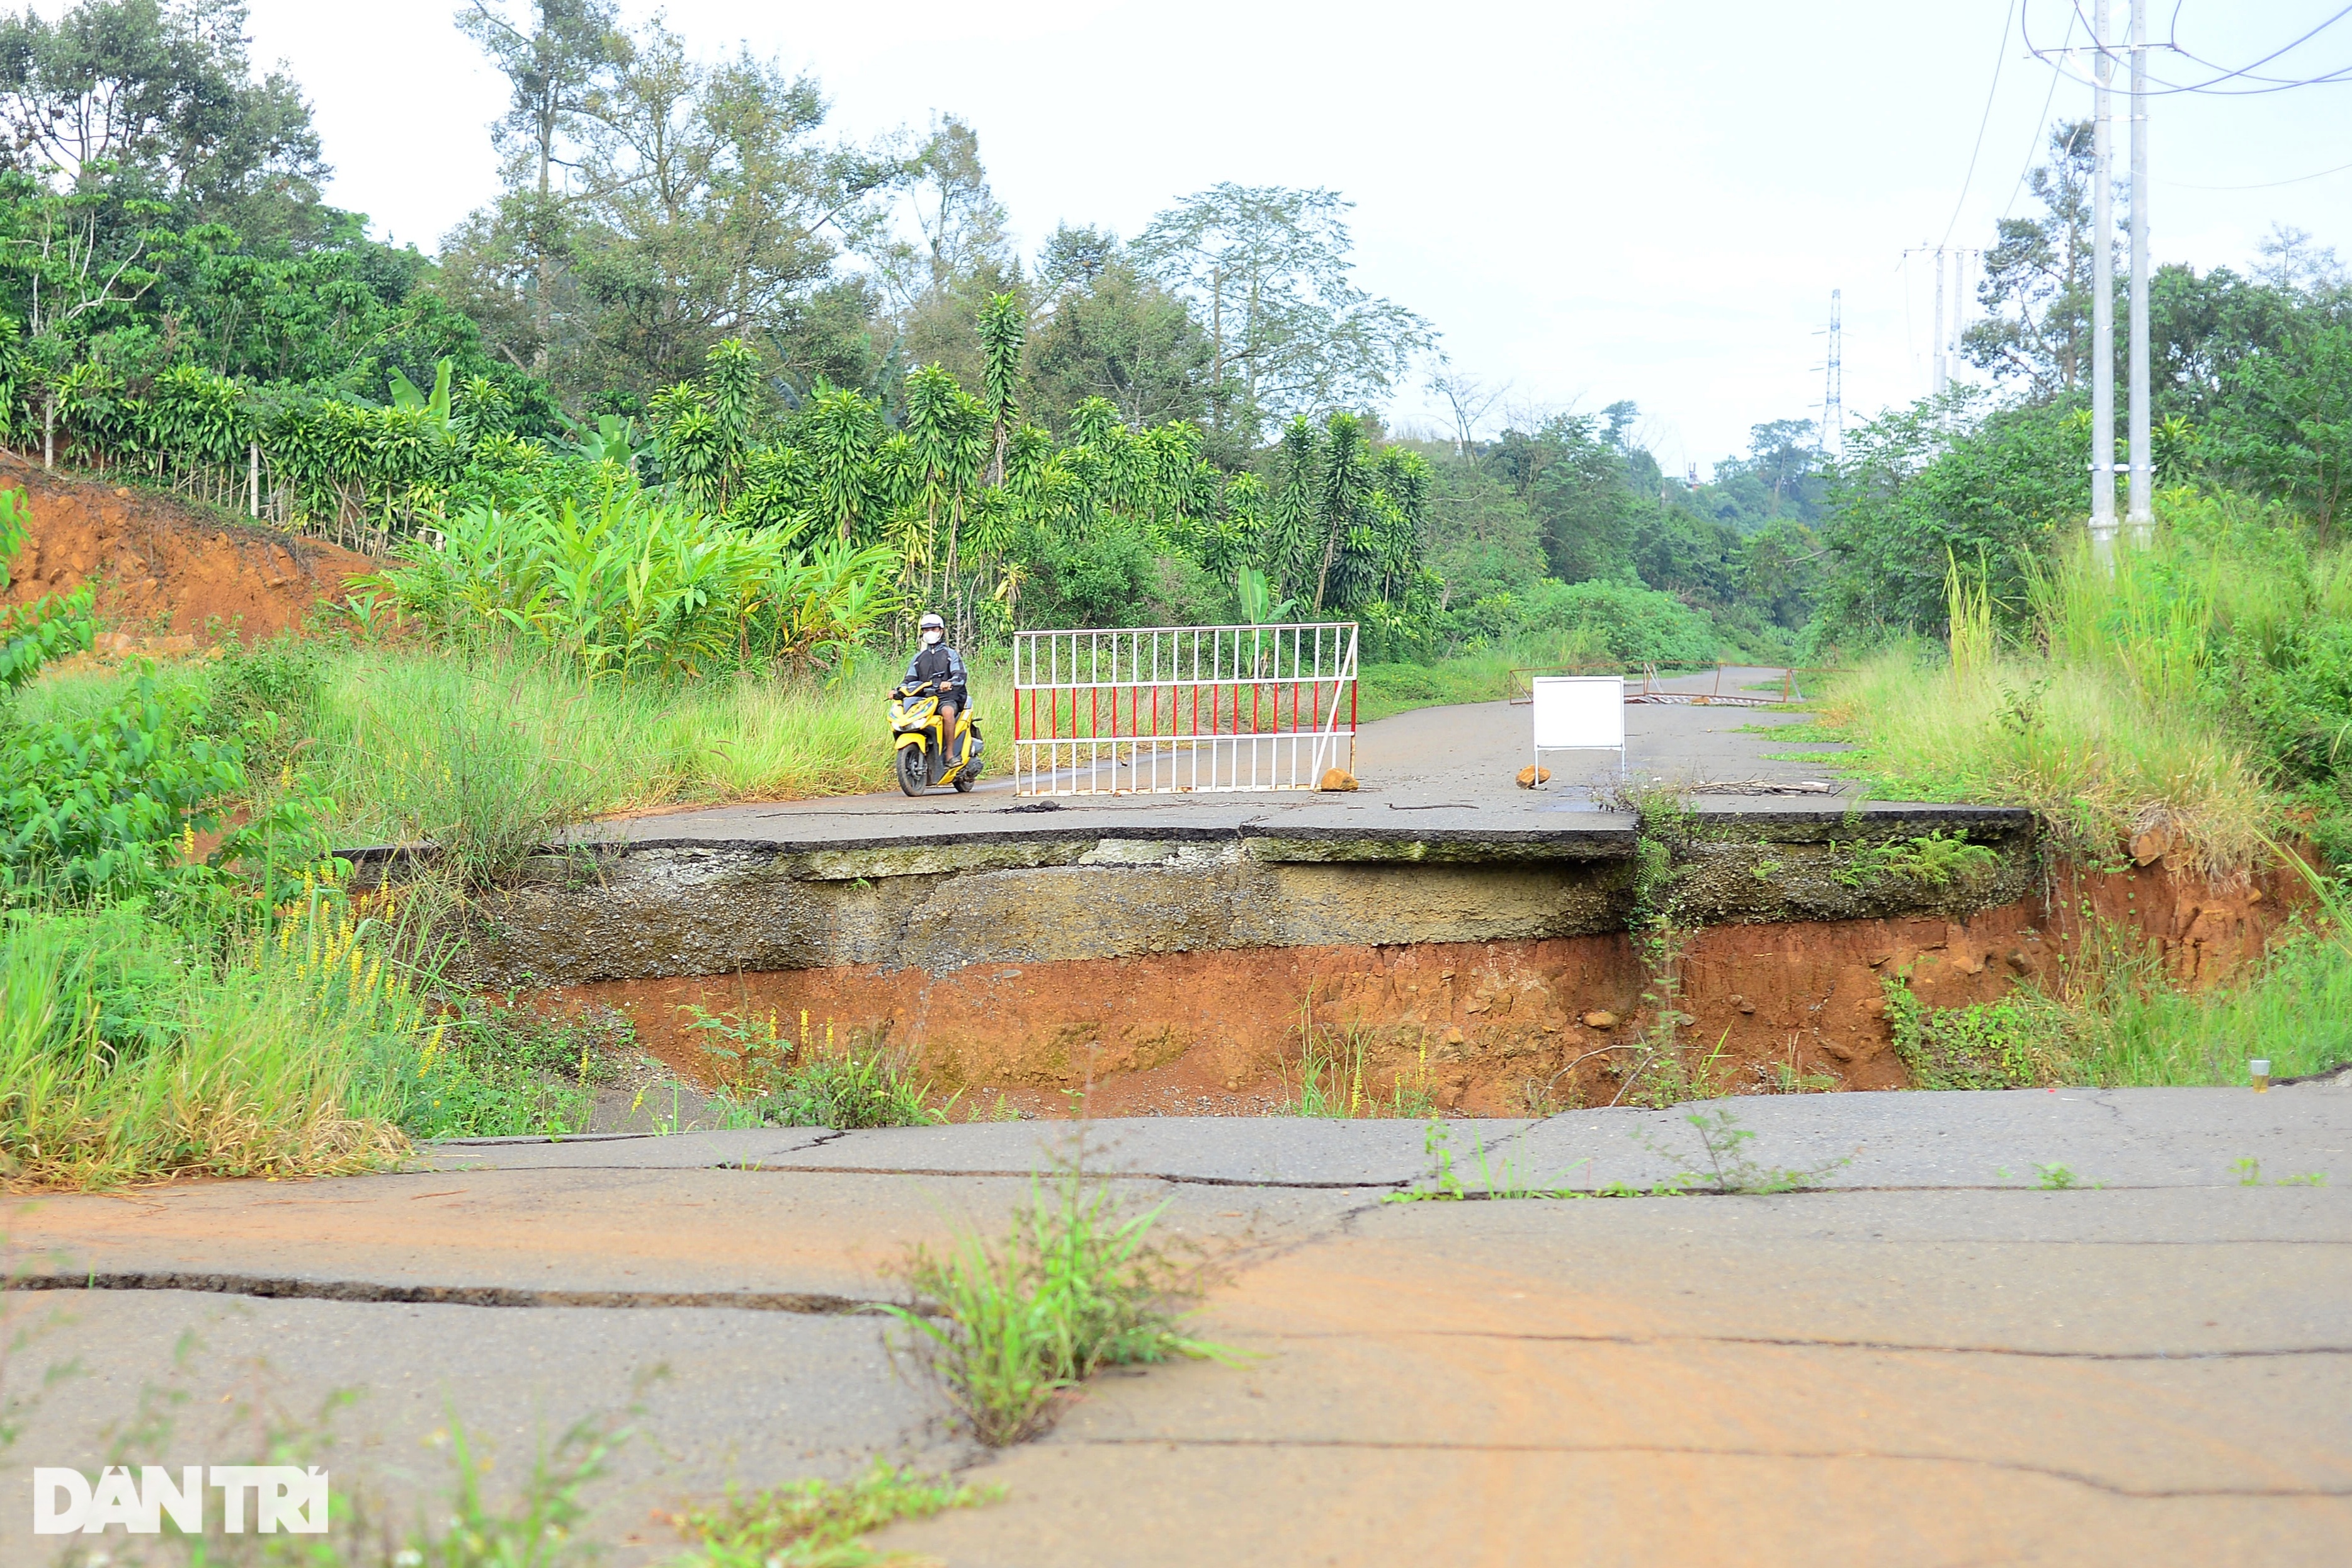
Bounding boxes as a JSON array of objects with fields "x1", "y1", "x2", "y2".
[{"x1": 896, "y1": 745, "x2": 929, "y2": 797}]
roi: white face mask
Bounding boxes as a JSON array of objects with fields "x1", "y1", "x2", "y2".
[{"x1": 922, "y1": 628, "x2": 943, "y2": 646}]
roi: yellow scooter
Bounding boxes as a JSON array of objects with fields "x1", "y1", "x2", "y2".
[{"x1": 890, "y1": 678, "x2": 983, "y2": 795}]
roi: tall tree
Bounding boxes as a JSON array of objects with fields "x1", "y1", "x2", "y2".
[
  {"x1": 455, "y1": 0, "x2": 620, "y2": 375},
  {"x1": 1028, "y1": 227, "x2": 1212, "y2": 437},
  {"x1": 445, "y1": 11, "x2": 900, "y2": 402},
  {"x1": 0, "y1": 0, "x2": 327, "y2": 241},
  {"x1": 977, "y1": 290, "x2": 1021, "y2": 486},
  {"x1": 1132, "y1": 184, "x2": 1431, "y2": 441},
  {"x1": 1963, "y1": 120, "x2": 2099, "y2": 397}
]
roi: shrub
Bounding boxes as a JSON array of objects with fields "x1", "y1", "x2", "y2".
[
  {"x1": 1882, "y1": 973, "x2": 2071, "y2": 1090},
  {"x1": 693, "y1": 1008, "x2": 945, "y2": 1130},
  {"x1": 1504, "y1": 577, "x2": 1719, "y2": 665}
]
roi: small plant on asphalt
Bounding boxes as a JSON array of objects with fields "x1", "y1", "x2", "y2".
[
  {"x1": 669, "y1": 1457, "x2": 1000, "y2": 1567},
  {"x1": 2229, "y1": 1155, "x2": 2326, "y2": 1188},
  {"x1": 696, "y1": 1008, "x2": 947, "y2": 1130},
  {"x1": 1639, "y1": 1108, "x2": 1853, "y2": 1195},
  {"x1": 882, "y1": 1153, "x2": 1229, "y2": 1446},
  {"x1": 1387, "y1": 1120, "x2": 1592, "y2": 1203},
  {"x1": 2035, "y1": 1162, "x2": 2086, "y2": 1190}
]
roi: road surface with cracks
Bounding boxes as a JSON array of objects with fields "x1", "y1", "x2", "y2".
[{"x1": 4, "y1": 1086, "x2": 2349, "y2": 1564}]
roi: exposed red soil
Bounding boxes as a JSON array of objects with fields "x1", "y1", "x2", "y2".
[
  {"x1": 537, "y1": 853, "x2": 2311, "y2": 1116},
  {"x1": 0, "y1": 453, "x2": 378, "y2": 642}
]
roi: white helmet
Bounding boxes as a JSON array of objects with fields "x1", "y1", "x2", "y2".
[{"x1": 919, "y1": 612, "x2": 945, "y2": 632}]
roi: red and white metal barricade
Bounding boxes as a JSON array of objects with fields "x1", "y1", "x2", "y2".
[{"x1": 1010, "y1": 623, "x2": 1358, "y2": 795}]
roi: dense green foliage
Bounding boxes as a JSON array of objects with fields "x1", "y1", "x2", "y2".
[{"x1": 0, "y1": 0, "x2": 1833, "y2": 668}]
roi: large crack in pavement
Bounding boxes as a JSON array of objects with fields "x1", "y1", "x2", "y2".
[
  {"x1": 1059, "y1": 1436, "x2": 2352, "y2": 1501},
  {"x1": 10, "y1": 1271, "x2": 898, "y2": 1314},
  {"x1": 717, "y1": 1162, "x2": 1410, "y2": 1190},
  {"x1": 1237, "y1": 1327, "x2": 2352, "y2": 1360}
]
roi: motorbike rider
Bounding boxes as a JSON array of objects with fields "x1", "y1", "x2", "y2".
[{"x1": 904, "y1": 611, "x2": 971, "y2": 763}]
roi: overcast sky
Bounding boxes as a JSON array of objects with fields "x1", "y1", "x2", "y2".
[{"x1": 232, "y1": 0, "x2": 2352, "y2": 477}]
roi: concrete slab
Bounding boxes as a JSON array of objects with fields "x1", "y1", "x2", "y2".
[
  {"x1": 13, "y1": 1092, "x2": 2344, "y2": 1566},
  {"x1": 0, "y1": 1290, "x2": 949, "y2": 1567},
  {"x1": 876, "y1": 1184, "x2": 2352, "y2": 1567},
  {"x1": 4, "y1": 1162, "x2": 1366, "y2": 1303},
  {"x1": 768, "y1": 1116, "x2": 1525, "y2": 1188},
  {"x1": 408, "y1": 1126, "x2": 842, "y2": 1172},
  {"x1": 1474, "y1": 1084, "x2": 2352, "y2": 1195}
]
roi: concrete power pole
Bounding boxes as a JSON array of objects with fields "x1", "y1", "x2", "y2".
[
  {"x1": 1949, "y1": 251, "x2": 1967, "y2": 373},
  {"x1": 1933, "y1": 249, "x2": 1948, "y2": 395},
  {"x1": 2127, "y1": 0, "x2": 2154, "y2": 539},
  {"x1": 1821, "y1": 288, "x2": 1844, "y2": 458},
  {"x1": 2090, "y1": 0, "x2": 2118, "y2": 564}
]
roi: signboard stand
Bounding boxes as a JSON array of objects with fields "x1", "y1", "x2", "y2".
[{"x1": 1529, "y1": 676, "x2": 1625, "y2": 784}]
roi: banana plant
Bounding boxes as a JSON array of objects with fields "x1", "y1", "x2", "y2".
[
  {"x1": 1236, "y1": 564, "x2": 1300, "y2": 627},
  {"x1": 387, "y1": 358, "x2": 454, "y2": 430}
]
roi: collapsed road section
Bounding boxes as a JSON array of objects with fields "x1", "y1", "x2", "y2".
[{"x1": 347, "y1": 798, "x2": 2304, "y2": 1113}]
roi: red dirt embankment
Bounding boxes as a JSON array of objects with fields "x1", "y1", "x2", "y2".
[
  {"x1": 545, "y1": 853, "x2": 2309, "y2": 1117},
  {"x1": 0, "y1": 455, "x2": 377, "y2": 640}
]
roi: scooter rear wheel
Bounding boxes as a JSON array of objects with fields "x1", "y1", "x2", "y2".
[{"x1": 896, "y1": 745, "x2": 929, "y2": 797}]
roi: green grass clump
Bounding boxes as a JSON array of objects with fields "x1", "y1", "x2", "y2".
[
  {"x1": 1280, "y1": 1011, "x2": 1436, "y2": 1119},
  {"x1": 1883, "y1": 973, "x2": 2072, "y2": 1089},
  {"x1": 0, "y1": 899, "x2": 415, "y2": 1190},
  {"x1": 2059, "y1": 918, "x2": 2352, "y2": 1085},
  {"x1": 1810, "y1": 645, "x2": 2270, "y2": 878},
  {"x1": 884, "y1": 1159, "x2": 1227, "y2": 1446},
  {"x1": 692, "y1": 1008, "x2": 946, "y2": 1130},
  {"x1": 0, "y1": 866, "x2": 616, "y2": 1189},
  {"x1": 673, "y1": 1458, "x2": 999, "y2": 1567}
]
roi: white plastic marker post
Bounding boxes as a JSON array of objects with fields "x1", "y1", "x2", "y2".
[
  {"x1": 1529, "y1": 676, "x2": 1626, "y2": 785},
  {"x1": 2251, "y1": 1059, "x2": 2271, "y2": 1093}
]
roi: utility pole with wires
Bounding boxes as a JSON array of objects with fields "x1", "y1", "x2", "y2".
[
  {"x1": 1909, "y1": 245, "x2": 1979, "y2": 400},
  {"x1": 1815, "y1": 288, "x2": 1844, "y2": 460},
  {"x1": 1948, "y1": 249, "x2": 1973, "y2": 377},
  {"x1": 2127, "y1": 0, "x2": 2154, "y2": 540},
  {"x1": 2090, "y1": 0, "x2": 2118, "y2": 564}
]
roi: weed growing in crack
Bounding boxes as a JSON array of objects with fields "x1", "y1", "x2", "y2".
[
  {"x1": 1639, "y1": 1108, "x2": 1853, "y2": 1194},
  {"x1": 1601, "y1": 788, "x2": 1736, "y2": 1110},
  {"x1": 669, "y1": 1457, "x2": 1000, "y2": 1566},
  {"x1": 2033, "y1": 1162, "x2": 2095, "y2": 1190},
  {"x1": 1385, "y1": 1120, "x2": 1593, "y2": 1202},
  {"x1": 2234, "y1": 1157, "x2": 2331, "y2": 1186},
  {"x1": 882, "y1": 1151, "x2": 1232, "y2": 1446}
]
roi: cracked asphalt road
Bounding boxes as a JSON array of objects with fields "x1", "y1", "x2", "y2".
[{"x1": 6, "y1": 1088, "x2": 2349, "y2": 1565}]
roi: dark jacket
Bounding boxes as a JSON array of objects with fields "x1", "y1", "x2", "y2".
[{"x1": 906, "y1": 642, "x2": 968, "y2": 700}]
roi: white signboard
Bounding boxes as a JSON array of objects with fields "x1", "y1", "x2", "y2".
[{"x1": 1529, "y1": 676, "x2": 1625, "y2": 780}]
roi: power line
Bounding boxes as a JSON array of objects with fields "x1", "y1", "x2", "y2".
[
  {"x1": 2162, "y1": 155, "x2": 2352, "y2": 190},
  {"x1": 1941, "y1": 0, "x2": 2022, "y2": 247},
  {"x1": 2004, "y1": 4, "x2": 2078, "y2": 221},
  {"x1": 2156, "y1": 0, "x2": 2352, "y2": 88},
  {"x1": 2025, "y1": 0, "x2": 2352, "y2": 96}
]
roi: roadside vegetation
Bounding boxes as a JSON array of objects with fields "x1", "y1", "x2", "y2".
[{"x1": 1809, "y1": 490, "x2": 2343, "y2": 879}]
